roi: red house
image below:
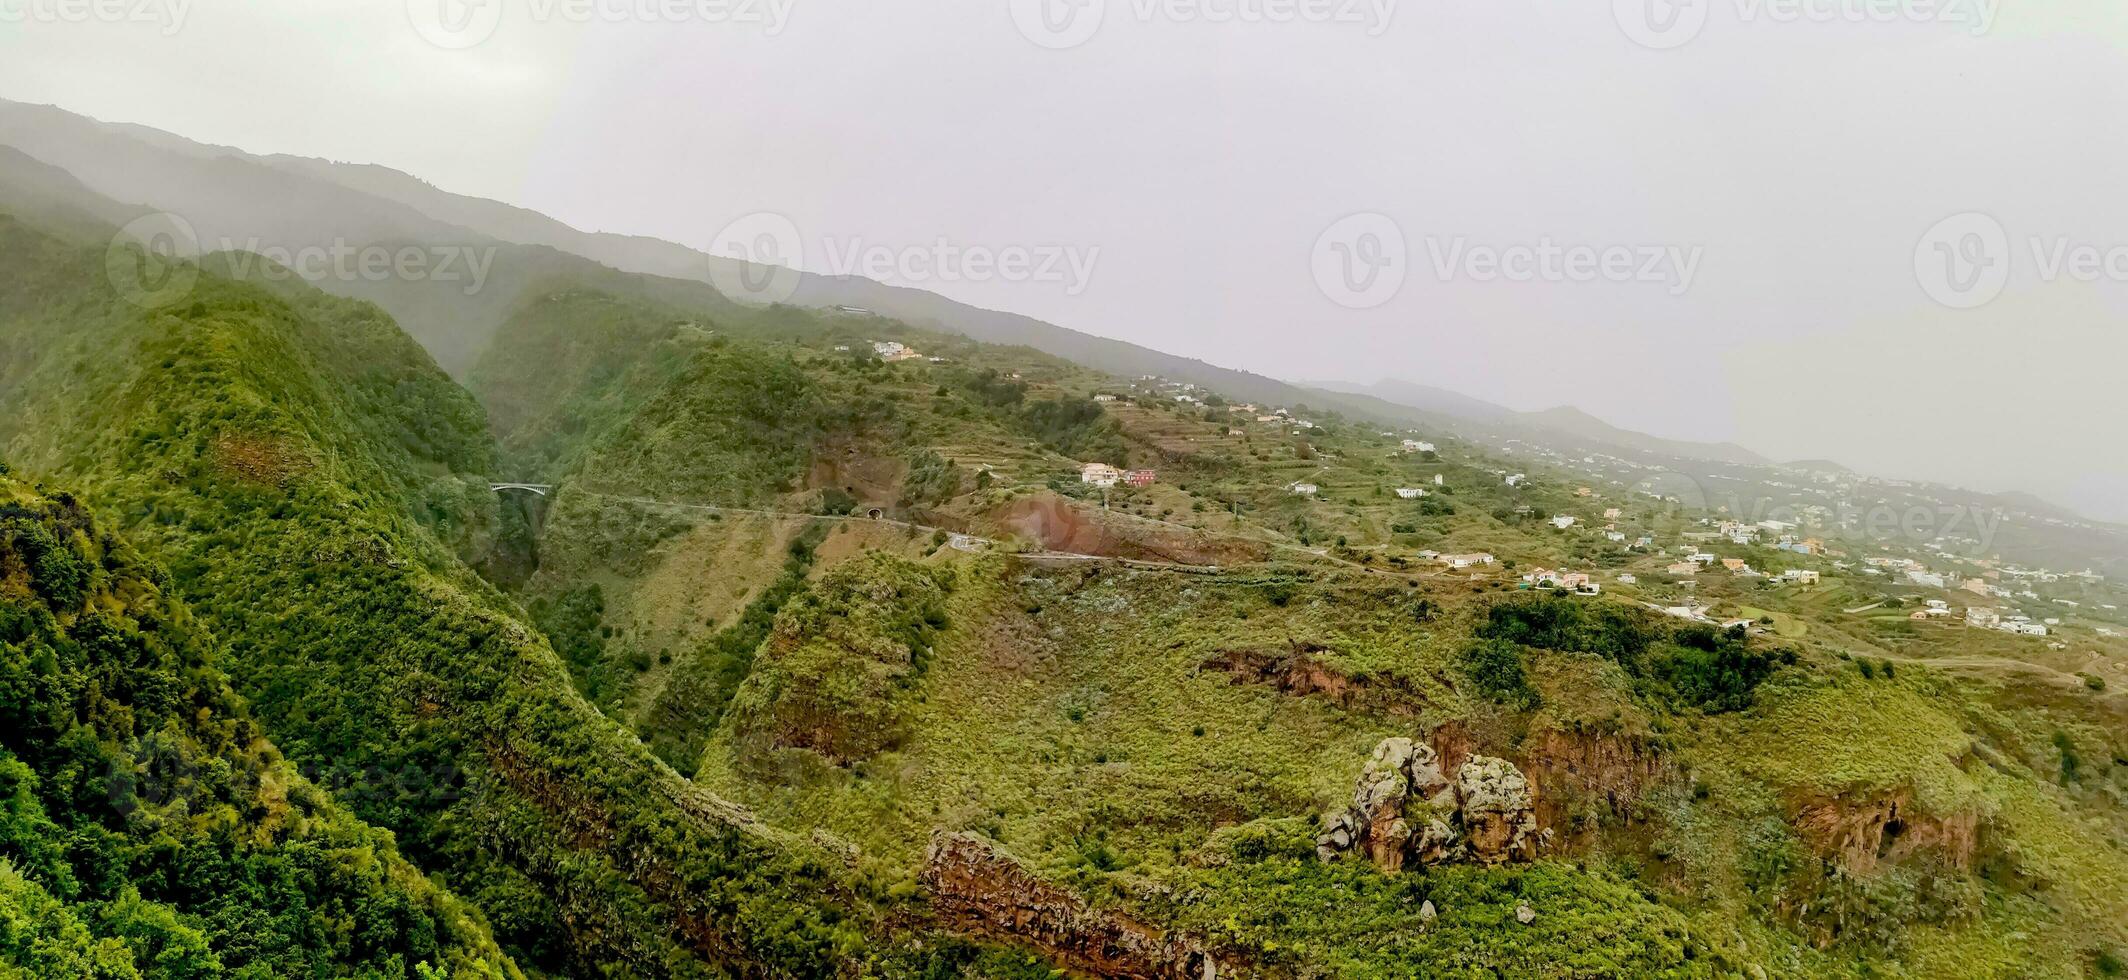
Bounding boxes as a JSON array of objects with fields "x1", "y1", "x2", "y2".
[{"x1": 1124, "y1": 469, "x2": 1157, "y2": 488}]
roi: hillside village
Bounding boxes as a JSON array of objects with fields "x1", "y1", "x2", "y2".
[
  {"x1": 3, "y1": 47, "x2": 2125, "y2": 977},
  {"x1": 3, "y1": 216, "x2": 2122, "y2": 977},
  {"x1": 822, "y1": 330, "x2": 2127, "y2": 692}
]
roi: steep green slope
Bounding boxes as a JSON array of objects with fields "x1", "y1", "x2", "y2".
[
  {"x1": 0, "y1": 474, "x2": 522, "y2": 978},
  {"x1": 466, "y1": 289, "x2": 707, "y2": 477},
  {"x1": 478, "y1": 302, "x2": 2123, "y2": 977},
  {"x1": 0, "y1": 216, "x2": 967, "y2": 976},
  {"x1": 0, "y1": 101, "x2": 757, "y2": 377}
]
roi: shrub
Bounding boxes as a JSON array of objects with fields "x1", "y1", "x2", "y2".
[
  {"x1": 2054, "y1": 730, "x2": 2082, "y2": 785},
  {"x1": 1477, "y1": 594, "x2": 1784, "y2": 712},
  {"x1": 1459, "y1": 638, "x2": 1538, "y2": 709},
  {"x1": 1649, "y1": 639, "x2": 1785, "y2": 713}
]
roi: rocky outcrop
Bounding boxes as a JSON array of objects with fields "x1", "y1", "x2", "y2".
[
  {"x1": 1517, "y1": 728, "x2": 1675, "y2": 833},
  {"x1": 981, "y1": 492, "x2": 1268, "y2": 566},
  {"x1": 1793, "y1": 788, "x2": 1981, "y2": 874},
  {"x1": 1201, "y1": 646, "x2": 1432, "y2": 716},
  {"x1": 1318, "y1": 738, "x2": 1542, "y2": 870},
  {"x1": 923, "y1": 831, "x2": 1236, "y2": 979},
  {"x1": 1456, "y1": 757, "x2": 1541, "y2": 864}
]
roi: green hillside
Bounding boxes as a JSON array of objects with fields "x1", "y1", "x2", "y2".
[
  {"x1": 0, "y1": 473, "x2": 521, "y2": 978},
  {"x1": 0, "y1": 217, "x2": 978, "y2": 976},
  {"x1": 1, "y1": 146, "x2": 2125, "y2": 978}
]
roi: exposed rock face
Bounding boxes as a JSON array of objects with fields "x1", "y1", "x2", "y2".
[
  {"x1": 1201, "y1": 645, "x2": 1431, "y2": 716},
  {"x1": 923, "y1": 831, "x2": 1235, "y2": 979},
  {"x1": 1517, "y1": 728, "x2": 1675, "y2": 834},
  {"x1": 1793, "y1": 789, "x2": 1980, "y2": 874},
  {"x1": 1353, "y1": 738, "x2": 1416, "y2": 870},
  {"x1": 985, "y1": 492, "x2": 1268, "y2": 566},
  {"x1": 1318, "y1": 738, "x2": 1541, "y2": 870},
  {"x1": 1455, "y1": 757, "x2": 1541, "y2": 865}
]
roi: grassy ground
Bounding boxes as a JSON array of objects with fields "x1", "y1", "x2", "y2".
[{"x1": 461, "y1": 287, "x2": 2128, "y2": 977}]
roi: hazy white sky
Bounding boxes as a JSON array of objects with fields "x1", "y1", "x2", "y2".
[{"x1": 3, "y1": 0, "x2": 2126, "y2": 518}]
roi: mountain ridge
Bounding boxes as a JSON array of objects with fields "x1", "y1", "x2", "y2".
[{"x1": 0, "y1": 95, "x2": 2108, "y2": 529}]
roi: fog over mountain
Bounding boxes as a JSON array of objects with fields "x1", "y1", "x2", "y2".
[
  {"x1": 3, "y1": 0, "x2": 2124, "y2": 520},
  {"x1": 9, "y1": 7, "x2": 2128, "y2": 977}
]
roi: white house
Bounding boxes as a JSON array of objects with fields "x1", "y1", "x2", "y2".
[
  {"x1": 1289, "y1": 482, "x2": 1320, "y2": 496},
  {"x1": 1551, "y1": 515, "x2": 1577, "y2": 530},
  {"x1": 1443, "y1": 553, "x2": 1495, "y2": 569},
  {"x1": 1395, "y1": 487, "x2": 1429, "y2": 500},
  {"x1": 1505, "y1": 474, "x2": 1527, "y2": 487},
  {"x1": 1080, "y1": 463, "x2": 1121, "y2": 487},
  {"x1": 1401, "y1": 439, "x2": 1436, "y2": 453},
  {"x1": 1780, "y1": 569, "x2": 1821, "y2": 585}
]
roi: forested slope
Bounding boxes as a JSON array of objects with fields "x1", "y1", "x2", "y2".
[
  {"x1": 0, "y1": 472, "x2": 523, "y2": 978},
  {"x1": 0, "y1": 215, "x2": 972, "y2": 976}
]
